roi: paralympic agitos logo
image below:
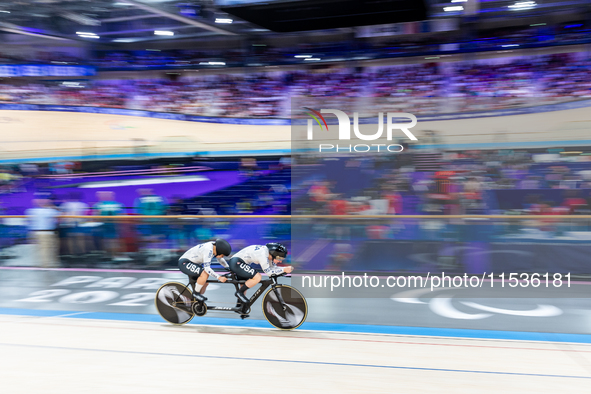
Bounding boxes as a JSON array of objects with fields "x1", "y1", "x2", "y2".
[{"x1": 303, "y1": 108, "x2": 418, "y2": 153}]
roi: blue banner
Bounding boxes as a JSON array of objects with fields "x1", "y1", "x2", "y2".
[{"x1": 0, "y1": 65, "x2": 95, "y2": 77}]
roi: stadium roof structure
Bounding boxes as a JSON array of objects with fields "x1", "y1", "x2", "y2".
[
  {"x1": 219, "y1": 0, "x2": 428, "y2": 33},
  {"x1": 0, "y1": 0, "x2": 244, "y2": 43},
  {"x1": 0, "y1": 0, "x2": 589, "y2": 45}
]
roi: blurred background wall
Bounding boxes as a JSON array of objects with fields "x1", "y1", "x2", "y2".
[{"x1": 1, "y1": 0, "x2": 591, "y2": 277}]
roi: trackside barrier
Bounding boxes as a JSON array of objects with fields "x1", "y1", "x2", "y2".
[{"x1": 2, "y1": 215, "x2": 591, "y2": 273}]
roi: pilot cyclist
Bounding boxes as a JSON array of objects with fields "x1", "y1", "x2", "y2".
[{"x1": 228, "y1": 243, "x2": 293, "y2": 304}]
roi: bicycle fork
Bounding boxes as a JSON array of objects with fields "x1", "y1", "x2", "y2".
[{"x1": 272, "y1": 285, "x2": 288, "y2": 311}]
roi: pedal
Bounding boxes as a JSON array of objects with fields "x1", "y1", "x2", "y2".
[{"x1": 240, "y1": 314, "x2": 250, "y2": 319}]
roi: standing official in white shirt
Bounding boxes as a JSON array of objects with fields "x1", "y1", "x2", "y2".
[{"x1": 26, "y1": 199, "x2": 60, "y2": 268}]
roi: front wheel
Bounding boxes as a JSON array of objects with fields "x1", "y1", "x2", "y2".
[
  {"x1": 261, "y1": 285, "x2": 307, "y2": 330},
  {"x1": 155, "y1": 282, "x2": 194, "y2": 325}
]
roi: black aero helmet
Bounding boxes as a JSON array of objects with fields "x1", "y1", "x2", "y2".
[
  {"x1": 266, "y1": 243, "x2": 287, "y2": 259},
  {"x1": 214, "y1": 239, "x2": 232, "y2": 256}
]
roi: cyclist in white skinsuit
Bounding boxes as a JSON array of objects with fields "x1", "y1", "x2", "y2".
[
  {"x1": 178, "y1": 239, "x2": 232, "y2": 301},
  {"x1": 228, "y1": 243, "x2": 293, "y2": 304}
]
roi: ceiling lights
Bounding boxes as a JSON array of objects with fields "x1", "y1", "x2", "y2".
[
  {"x1": 154, "y1": 30, "x2": 174, "y2": 36},
  {"x1": 76, "y1": 32, "x2": 100, "y2": 39},
  {"x1": 508, "y1": 1, "x2": 537, "y2": 10}
]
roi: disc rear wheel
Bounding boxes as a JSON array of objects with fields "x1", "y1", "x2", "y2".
[{"x1": 155, "y1": 282, "x2": 194, "y2": 325}]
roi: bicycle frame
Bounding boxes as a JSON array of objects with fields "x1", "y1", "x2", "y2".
[
  {"x1": 158, "y1": 272, "x2": 306, "y2": 330},
  {"x1": 185, "y1": 273, "x2": 287, "y2": 313}
]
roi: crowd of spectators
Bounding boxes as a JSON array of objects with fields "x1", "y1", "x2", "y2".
[
  {"x1": 0, "y1": 75, "x2": 286, "y2": 117},
  {"x1": 295, "y1": 149, "x2": 591, "y2": 217},
  {"x1": 0, "y1": 168, "x2": 23, "y2": 194},
  {"x1": 2, "y1": 54, "x2": 591, "y2": 117}
]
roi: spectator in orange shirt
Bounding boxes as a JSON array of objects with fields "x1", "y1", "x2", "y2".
[
  {"x1": 308, "y1": 181, "x2": 331, "y2": 203},
  {"x1": 561, "y1": 190, "x2": 588, "y2": 214},
  {"x1": 328, "y1": 195, "x2": 349, "y2": 215}
]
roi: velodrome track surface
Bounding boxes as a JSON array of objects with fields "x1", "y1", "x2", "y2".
[
  {"x1": 2, "y1": 268, "x2": 591, "y2": 393},
  {"x1": 2, "y1": 316, "x2": 591, "y2": 394}
]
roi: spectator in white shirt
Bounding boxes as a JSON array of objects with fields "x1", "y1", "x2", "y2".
[{"x1": 25, "y1": 199, "x2": 60, "y2": 268}]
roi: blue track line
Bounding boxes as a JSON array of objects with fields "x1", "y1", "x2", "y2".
[
  {"x1": 0, "y1": 341, "x2": 589, "y2": 379},
  {"x1": 2, "y1": 307, "x2": 591, "y2": 344}
]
